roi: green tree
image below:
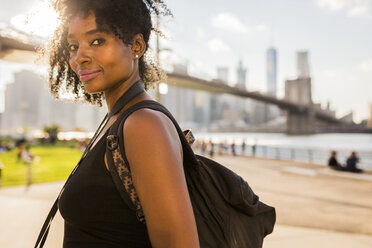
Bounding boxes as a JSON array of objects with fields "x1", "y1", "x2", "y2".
[{"x1": 43, "y1": 124, "x2": 60, "y2": 144}]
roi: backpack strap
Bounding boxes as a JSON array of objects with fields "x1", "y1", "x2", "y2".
[{"x1": 105, "y1": 100, "x2": 198, "y2": 224}]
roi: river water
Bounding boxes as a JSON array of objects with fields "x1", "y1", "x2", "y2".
[{"x1": 194, "y1": 132, "x2": 372, "y2": 170}]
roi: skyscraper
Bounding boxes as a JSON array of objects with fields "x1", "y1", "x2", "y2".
[
  {"x1": 161, "y1": 63, "x2": 197, "y2": 128},
  {"x1": 1, "y1": 71, "x2": 45, "y2": 132},
  {"x1": 265, "y1": 47, "x2": 279, "y2": 122},
  {"x1": 1, "y1": 70, "x2": 105, "y2": 134},
  {"x1": 266, "y1": 47, "x2": 277, "y2": 96},
  {"x1": 210, "y1": 67, "x2": 229, "y2": 122},
  {"x1": 236, "y1": 60, "x2": 247, "y2": 90},
  {"x1": 297, "y1": 51, "x2": 310, "y2": 78}
]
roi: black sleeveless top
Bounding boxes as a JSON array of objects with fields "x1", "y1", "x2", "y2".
[{"x1": 58, "y1": 129, "x2": 152, "y2": 248}]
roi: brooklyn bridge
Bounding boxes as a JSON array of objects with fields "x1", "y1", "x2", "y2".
[{"x1": 1, "y1": 25, "x2": 370, "y2": 135}]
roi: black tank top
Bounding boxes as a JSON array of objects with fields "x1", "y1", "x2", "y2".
[{"x1": 58, "y1": 129, "x2": 152, "y2": 248}]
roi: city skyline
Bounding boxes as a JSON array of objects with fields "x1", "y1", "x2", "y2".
[
  {"x1": 0, "y1": 70, "x2": 106, "y2": 134},
  {"x1": 160, "y1": 0, "x2": 372, "y2": 122},
  {"x1": 0, "y1": 0, "x2": 371, "y2": 122}
]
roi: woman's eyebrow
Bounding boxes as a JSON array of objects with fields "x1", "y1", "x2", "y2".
[
  {"x1": 85, "y1": 28, "x2": 110, "y2": 35},
  {"x1": 67, "y1": 28, "x2": 110, "y2": 39}
]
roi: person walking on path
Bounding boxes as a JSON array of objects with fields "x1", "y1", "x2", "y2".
[
  {"x1": 42, "y1": 0, "x2": 199, "y2": 247},
  {"x1": 231, "y1": 141, "x2": 236, "y2": 156},
  {"x1": 208, "y1": 139, "x2": 214, "y2": 158},
  {"x1": 251, "y1": 138, "x2": 258, "y2": 157},
  {"x1": 199, "y1": 140, "x2": 206, "y2": 155},
  {"x1": 218, "y1": 141, "x2": 224, "y2": 155},
  {"x1": 21, "y1": 145, "x2": 36, "y2": 188}
]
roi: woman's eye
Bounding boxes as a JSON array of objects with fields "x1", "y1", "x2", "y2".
[
  {"x1": 91, "y1": 38, "x2": 105, "y2": 46},
  {"x1": 68, "y1": 44, "x2": 78, "y2": 52}
]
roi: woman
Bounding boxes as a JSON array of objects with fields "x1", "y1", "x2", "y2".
[{"x1": 47, "y1": 0, "x2": 199, "y2": 247}]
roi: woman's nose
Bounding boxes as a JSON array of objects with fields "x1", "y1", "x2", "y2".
[{"x1": 72, "y1": 46, "x2": 91, "y2": 66}]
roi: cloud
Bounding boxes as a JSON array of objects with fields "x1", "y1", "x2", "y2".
[
  {"x1": 347, "y1": 4, "x2": 372, "y2": 18},
  {"x1": 358, "y1": 59, "x2": 372, "y2": 71},
  {"x1": 208, "y1": 38, "x2": 231, "y2": 52},
  {"x1": 211, "y1": 12, "x2": 250, "y2": 33},
  {"x1": 196, "y1": 27, "x2": 206, "y2": 40},
  {"x1": 322, "y1": 69, "x2": 338, "y2": 78},
  {"x1": 255, "y1": 24, "x2": 270, "y2": 33},
  {"x1": 314, "y1": 0, "x2": 355, "y2": 11},
  {"x1": 314, "y1": 0, "x2": 372, "y2": 19},
  {"x1": 211, "y1": 12, "x2": 271, "y2": 35}
]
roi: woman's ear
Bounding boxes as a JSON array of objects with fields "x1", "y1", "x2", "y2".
[{"x1": 131, "y1": 33, "x2": 146, "y2": 60}]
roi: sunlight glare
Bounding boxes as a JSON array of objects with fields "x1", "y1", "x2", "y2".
[
  {"x1": 159, "y1": 82, "x2": 168, "y2": 95},
  {"x1": 10, "y1": 0, "x2": 60, "y2": 38}
]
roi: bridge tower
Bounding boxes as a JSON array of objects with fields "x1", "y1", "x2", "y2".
[{"x1": 285, "y1": 77, "x2": 315, "y2": 134}]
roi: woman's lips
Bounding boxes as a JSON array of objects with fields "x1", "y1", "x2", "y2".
[{"x1": 79, "y1": 70, "x2": 101, "y2": 82}]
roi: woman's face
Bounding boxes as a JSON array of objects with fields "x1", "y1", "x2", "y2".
[{"x1": 67, "y1": 12, "x2": 135, "y2": 94}]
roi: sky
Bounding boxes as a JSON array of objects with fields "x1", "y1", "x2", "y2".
[{"x1": 0, "y1": 0, "x2": 371, "y2": 122}]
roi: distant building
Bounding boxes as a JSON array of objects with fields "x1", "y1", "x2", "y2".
[
  {"x1": 367, "y1": 103, "x2": 372, "y2": 128},
  {"x1": 0, "y1": 84, "x2": 5, "y2": 113},
  {"x1": 194, "y1": 91, "x2": 211, "y2": 128},
  {"x1": 75, "y1": 103, "x2": 106, "y2": 132},
  {"x1": 162, "y1": 63, "x2": 199, "y2": 129},
  {"x1": 210, "y1": 67, "x2": 229, "y2": 122},
  {"x1": 285, "y1": 77, "x2": 312, "y2": 105},
  {"x1": 297, "y1": 51, "x2": 310, "y2": 78},
  {"x1": 2, "y1": 71, "x2": 46, "y2": 132},
  {"x1": 217, "y1": 67, "x2": 229, "y2": 83},
  {"x1": 340, "y1": 112, "x2": 354, "y2": 124},
  {"x1": 234, "y1": 60, "x2": 250, "y2": 127},
  {"x1": 236, "y1": 60, "x2": 247, "y2": 90},
  {"x1": 266, "y1": 47, "x2": 277, "y2": 96},
  {"x1": 1, "y1": 70, "x2": 105, "y2": 135},
  {"x1": 173, "y1": 63, "x2": 188, "y2": 75},
  {"x1": 266, "y1": 47, "x2": 280, "y2": 122},
  {"x1": 285, "y1": 77, "x2": 314, "y2": 134},
  {"x1": 251, "y1": 102, "x2": 267, "y2": 125},
  {"x1": 318, "y1": 101, "x2": 336, "y2": 118}
]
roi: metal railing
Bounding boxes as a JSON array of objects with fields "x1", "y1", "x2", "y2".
[{"x1": 193, "y1": 144, "x2": 372, "y2": 170}]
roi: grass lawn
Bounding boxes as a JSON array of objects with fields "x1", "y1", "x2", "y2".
[{"x1": 0, "y1": 146, "x2": 82, "y2": 187}]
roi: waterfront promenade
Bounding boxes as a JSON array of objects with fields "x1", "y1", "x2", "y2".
[{"x1": 0, "y1": 156, "x2": 372, "y2": 247}]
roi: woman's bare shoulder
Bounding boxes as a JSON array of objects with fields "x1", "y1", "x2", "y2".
[
  {"x1": 123, "y1": 108, "x2": 180, "y2": 148},
  {"x1": 122, "y1": 107, "x2": 183, "y2": 168}
]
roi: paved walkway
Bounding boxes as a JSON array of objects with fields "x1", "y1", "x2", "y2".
[{"x1": 0, "y1": 156, "x2": 371, "y2": 247}]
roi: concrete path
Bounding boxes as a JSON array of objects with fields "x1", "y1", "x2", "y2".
[
  {"x1": 0, "y1": 156, "x2": 372, "y2": 247},
  {"x1": 265, "y1": 225, "x2": 372, "y2": 248},
  {"x1": 0, "y1": 182, "x2": 64, "y2": 248},
  {"x1": 215, "y1": 156, "x2": 372, "y2": 236}
]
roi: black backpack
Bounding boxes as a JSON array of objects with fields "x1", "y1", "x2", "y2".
[{"x1": 105, "y1": 100, "x2": 276, "y2": 248}]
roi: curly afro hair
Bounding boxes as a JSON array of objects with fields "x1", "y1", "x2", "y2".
[{"x1": 47, "y1": 0, "x2": 172, "y2": 105}]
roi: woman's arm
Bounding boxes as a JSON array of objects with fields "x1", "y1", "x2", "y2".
[{"x1": 124, "y1": 108, "x2": 199, "y2": 248}]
